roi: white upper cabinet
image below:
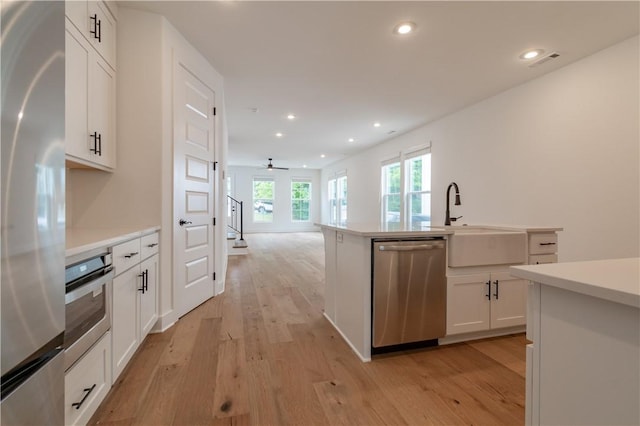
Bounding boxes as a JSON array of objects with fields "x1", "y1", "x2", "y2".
[
  {"x1": 65, "y1": 19, "x2": 116, "y2": 170},
  {"x1": 65, "y1": 1, "x2": 116, "y2": 171},
  {"x1": 66, "y1": 1, "x2": 116, "y2": 69}
]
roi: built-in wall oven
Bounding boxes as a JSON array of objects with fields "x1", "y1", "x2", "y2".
[{"x1": 64, "y1": 253, "x2": 113, "y2": 371}]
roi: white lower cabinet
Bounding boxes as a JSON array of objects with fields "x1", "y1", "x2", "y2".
[
  {"x1": 111, "y1": 233, "x2": 159, "y2": 382},
  {"x1": 65, "y1": 331, "x2": 111, "y2": 426},
  {"x1": 447, "y1": 271, "x2": 527, "y2": 335}
]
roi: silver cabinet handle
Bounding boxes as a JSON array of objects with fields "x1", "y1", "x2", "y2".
[{"x1": 379, "y1": 244, "x2": 444, "y2": 251}]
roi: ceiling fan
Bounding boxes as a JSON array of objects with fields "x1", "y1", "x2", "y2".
[{"x1": 261, "y1": 158, "x2": 289, "y2": 171}]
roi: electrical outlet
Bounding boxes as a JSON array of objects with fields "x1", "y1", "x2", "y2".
[{"x1": 337, "y1": 233, "x2": 343, "y2": 243}]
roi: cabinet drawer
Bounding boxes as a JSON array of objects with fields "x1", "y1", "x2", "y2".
[
  {"x1": 65, "y1": 331, "x2": 111, "y2": 426},
  {"x1": 528, "y1": 233, "x2": 558, "y2": 255},
  {"x1": 140, "y1": 232, "x2": 159, "y2": 260},
  {"x1": 112, "y1": 238, "x2": 140, "y2": 275},
  {"x1": 529, "y1": 254, "x2": 557, "y2": 265}
]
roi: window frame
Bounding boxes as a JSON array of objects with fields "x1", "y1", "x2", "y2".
[
  {"x1": 380, "y1": 146, "x2": 431, "y2": 227},
  {"x1": 291, "y1": 178, "x2": 312, "y2": 223},
  {"x1": 336, "y1": 173, "x2": 347, "y2": 227},
  {"x1": 252, "y1": 176, "x2": 275, "y2": 223},
  {"x1": 404, "y1": 149, "x2": 431, "y2": 226},
  {"x1": 328, "y1": 178, "x2": 337, "y2": 225},
  {"x1": 381, "y1": 158, "x2": 402, "y2": 226}
]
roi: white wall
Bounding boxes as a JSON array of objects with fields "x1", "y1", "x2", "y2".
[
  {"x1": 322, "y1": 36, "x2": 639, "y2": 262},
  {"x1": 228, "y1": 166, "x2": 321, "y2": 233}
]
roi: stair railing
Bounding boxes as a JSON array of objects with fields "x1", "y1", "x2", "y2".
[{"x1": 227, "y1": 195, "x2": 244, "y2": 242}]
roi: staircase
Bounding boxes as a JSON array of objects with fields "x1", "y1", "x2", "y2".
[{"x1": 227, "y1": 196, "x2": 248, "y2": 254}]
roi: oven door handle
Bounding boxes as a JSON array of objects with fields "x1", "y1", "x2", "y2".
[{"x1": 65, "y1": 269, "x2": 114, "y2": 304}]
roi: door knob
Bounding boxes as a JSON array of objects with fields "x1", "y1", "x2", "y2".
[{"x1": 179, "y1": 219, "x2": 192, "y2": 226}]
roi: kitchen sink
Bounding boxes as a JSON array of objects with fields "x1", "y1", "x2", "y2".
[{"x1": 448, "y1": 227, "x2": 526, "y2": 267}]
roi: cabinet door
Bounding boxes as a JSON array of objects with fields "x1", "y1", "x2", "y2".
[
  {"x1": 65, "y1": 20, "x2": 90, "y2": 161},
  {"x1": 87, "y1": 1, "x2": 116, "y2": 69},
  {"x1": 111, "y1": 266, "x2": 139, "y2": 382},
  {"x1": 490, "y1": 272, "x2": 528, "y2": 329},
  {"x1": 446, "y1": 273, "x2": 491, "y2": 335},
  {"x1": 88, "y1": 55, "x2": 115, "y2": 168},
  {"x1": 139, "y1": 255, "x2": 158, "y2": 339}
]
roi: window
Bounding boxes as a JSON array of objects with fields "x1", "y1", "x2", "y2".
[
  {"x1": 253, "y1": 177, "x2": 274, "y2": 222},
  {"x1": 405, "y1": 151, "x2": 431, "y2": 225},
  {"x1": 337, "y1": 174, "x2": 347, "y2": 226},
  {"x1": 381, "y1": 149, "x2": 431, "y2": 226},
  {"x1": 291, "y1": 179, "x2": 311, "y2": 222},
  {"x1": 328, "y1": 173, "x2": 347, "y2": 226},
  {"x1": 381, "y1": 160, "x2": 401, "y2": 224}
]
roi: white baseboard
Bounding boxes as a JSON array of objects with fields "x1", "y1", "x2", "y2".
[
  {"x1": 438, "y1": 326, "x2": 526, "y2": 345},
  {"x1": 150, "y1": 310, "x2": 178, "y2": 333}
]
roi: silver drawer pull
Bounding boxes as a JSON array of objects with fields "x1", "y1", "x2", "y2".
[
  {"x1": 147, "y1": 243, "x2": 158, "y2": 248},
  {"x1": 124, "y1": 252, "x2": 139, "y2": 259},
  {"x1": 379, "y1": 244, "x2": 443, "y2": 251}
]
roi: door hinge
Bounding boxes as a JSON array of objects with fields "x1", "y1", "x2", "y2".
[
  {"x1": 213, "y1": 272, "x2": 216, "y2": 281},
  {"x1": 213, "y1": 217, "x2": 216, "y2": 226},
  {"x1": 213, "y1": 107, "x2": 217, "y2": 116},
  {"x1": 213, "y1": 161, "x2": 218, "y2": 171}
]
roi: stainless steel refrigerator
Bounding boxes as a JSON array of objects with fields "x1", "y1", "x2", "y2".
[{"x1": 1, "y1": 1, "x2": 66, "y2": 424}]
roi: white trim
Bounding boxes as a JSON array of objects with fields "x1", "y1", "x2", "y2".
[
  {"x1": 381, "y1": 156, "x2": 401, "y2": 167},
  {"x1": 150, "y1": 309, "x2": 178, "y2": 333},
  {"x1": 438, "y1": 326, "x2": 525, "y2": 345}
]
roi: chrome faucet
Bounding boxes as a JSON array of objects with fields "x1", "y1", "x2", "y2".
[{"x1": 445, "y1": 182, "x2": 461, "y2": 226}]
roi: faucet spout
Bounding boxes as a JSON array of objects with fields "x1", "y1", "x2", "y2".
[{"x1": 445, "y1": 182, "x2": 461, "y2": 226}]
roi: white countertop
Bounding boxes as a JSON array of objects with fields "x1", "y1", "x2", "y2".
[
  {"x1": 511, "y1": 258, "x2": 640, "y2": 309},
  {"x1": 66, "y1": 226, "x2": 160, "y2": 258},
  {"x1": 316, "y1": 222, "x2": 562, "y2": 238},
  {"x1": 316, "y1": 222, "x2": 452, "y2": 237}
]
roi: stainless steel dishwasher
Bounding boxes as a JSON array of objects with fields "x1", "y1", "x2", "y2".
[{"x1": 372, "y1": 238, "x2": 446, "y2": 350}]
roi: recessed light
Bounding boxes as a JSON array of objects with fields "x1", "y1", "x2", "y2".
[
  {"x1": 348, "y1": 138, "x2": 355, "y2": 142},
  {"x1": 303, "y1": 164, "x2": 307, "y2": 168},
  {"x1": 287, "y1": 114, "x2": 296, "y2": 120},
  {"x1": 275, "y1": 132, "x2": 283, "y2": 137},
  {"x1": 393, "y1": 22, "x2": 416, "y2": 35},
  {"x1": 520, "y1": 49, "x2": 544, "y2": 60},
  {"x1": 373, "y1": 122, "x2": 381, "y2": 128},
  {"x1": 320, "y1": 154, "x2": 326, "y2": 158}
]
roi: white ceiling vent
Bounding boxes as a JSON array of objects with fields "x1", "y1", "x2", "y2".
[{"x1": 528, "y1": 52, "x2": 560, "y2": 68}]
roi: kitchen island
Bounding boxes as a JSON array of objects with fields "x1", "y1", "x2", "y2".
[
  {"x1": 318, "y1": 222, "x2": 562, "y2": 362},
  {"x1": 318, "y1": 223, "x2": 452, "y2": 361},
  {"x1": 511, "y1": 258, "x2": 640, "y2": 426}
]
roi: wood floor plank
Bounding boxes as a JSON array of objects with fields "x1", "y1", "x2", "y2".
[
  {"x1": 171, "y1": 317, "x2": 222, "y2": 425},
  {"x1": 212, "y1": 339, "x2": 250, "y2": 420},
  {"x1": 245, "y1": 360, "x2": 285, "y2": 426},
  {"x1": 129, "y1": 362, "x2": 184, "y2": 426},
  {"x1": 255, "y1": 287, "x2": 293, "y2": 343},
  {"x1": 91, "y1": 232, "x2": 527, "y2": 426},
  {"x1": 269, "y1": 341, "x2": 330, "y2": 425}
]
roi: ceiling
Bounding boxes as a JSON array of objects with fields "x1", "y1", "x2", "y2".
[{"x1": 121, "y1": 1, "x2": 639, "y2": 170}]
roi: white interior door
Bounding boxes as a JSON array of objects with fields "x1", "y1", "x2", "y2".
[{"x1": 174, "y1": 64, "x2": 216, "y2": 318}]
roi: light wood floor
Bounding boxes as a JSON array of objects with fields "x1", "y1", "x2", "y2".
[{"x1": 91, "y1": 232, "x2": 526, "y2": 426}]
